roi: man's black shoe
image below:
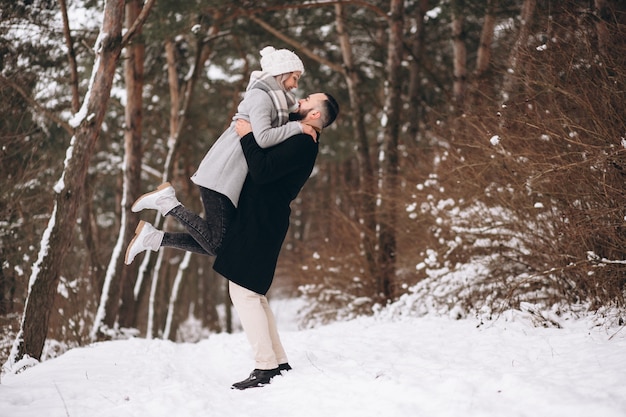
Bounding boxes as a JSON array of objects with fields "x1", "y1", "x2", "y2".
[{"x1": 231, "y1": 368, "x2": 281, "y2": 390}]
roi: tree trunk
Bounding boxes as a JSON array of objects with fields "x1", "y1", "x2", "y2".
[
  {"x1": 118, "y1": 0, "x2": 146, "y2": 329},
  {"x1": 146, "y1": 249, "x2": 165, "y2": 339},
  {"x1": 335, "y1": 4, "x2": 379, "y2": 289},
  {"x1": 593, "y1": 0, "x2": 610, "y2": 58},
  {"x1": 8, "y1": 0, "x2": 126, "y2": 366},
  {"x1": 475, "y1": 0, "x2": 496, "y2": 79},
  {"x1": 451, "y1": 0, "x2": 467, "y2": 110},
  {"x1": 79, "y1": 173, "x2": 104, "y2": 293},
  {"x1": 377, "y1": 0, "x2": 404, "y2": 301},
  {"x1": 133, "y1": 18, "x2": 223, "y2": 333},
  {"x1": 91, "y1": 0, "x2": 146, "y2": 339},
  {"x1": 0, "y1": 251, "x2": 8, "y2": 315},
  {"x1": 407, "y1": 0, "x2": 428, "y2": 143},
  {"x1": 501, "y1": 0, "x2": 536, "y2": 103},
  {"x1": 163, "y1": 251, "x2": 191, "y2": 340},
  {"x1": 140, "y1": 37, "x2": 183, "y2": 340},
  {"x1": 134, "y1": 16, "x2": 226, "y2": 338}
]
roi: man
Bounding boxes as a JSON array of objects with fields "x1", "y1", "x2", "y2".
[
  {"x1": 124, "y1": 91, "x2": 339, "y2": 388},
  {"x1": 219, "y1": 92, "x2": 339, "y2": 389}
]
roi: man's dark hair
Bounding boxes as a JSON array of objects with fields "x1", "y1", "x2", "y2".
[{"x1": 321, "y1": 93, "x2": 339, "y2": 128}]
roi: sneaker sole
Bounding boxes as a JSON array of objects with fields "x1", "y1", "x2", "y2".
[{"x1": 124, "y1": 221, "x2": 146, "y2": 265}]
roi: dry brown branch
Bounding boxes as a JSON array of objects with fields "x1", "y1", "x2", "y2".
[
  {"x1": 247, "y1": 15, "x2": 346, "y2": 75},
  {"x1": 0, "y1": 74, "x2": 73, "y2": 135}
]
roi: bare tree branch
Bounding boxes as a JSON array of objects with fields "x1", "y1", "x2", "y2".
[
  {"x1": 0, "y1": 74, "x2": 73, "y2": 135},
  {"x1": 247, "y1": 15, "x2": 346, "y2": 75},
  {"x1": 241, "y1": 0, "x2": 388, "y2": 20},
  {"x1": 122, "y1": 0, "x2": 157, "y2": 47},
  {"x1": 58, "y1": 0, "x2": 80, "y2": 113}
]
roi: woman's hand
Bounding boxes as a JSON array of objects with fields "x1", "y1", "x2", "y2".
[{"x1": 235, "y1": 119, "x2": 252, "y2": 137}]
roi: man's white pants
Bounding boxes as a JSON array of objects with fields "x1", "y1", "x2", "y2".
[{"x1": 229, "y1": 281, "x2": 288, "y2": 370}]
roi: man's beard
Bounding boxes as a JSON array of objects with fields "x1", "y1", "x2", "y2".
[{"x1": 289, "y1": 108, "x2": 312, "y2": 121}]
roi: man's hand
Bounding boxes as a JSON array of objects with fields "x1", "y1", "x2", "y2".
[
  {"x1": 300, "y1": 123, "x2": 318, "y2": 142},
  {"x1": 235, "y1": 119, "x2": 252, "y2": 137}
]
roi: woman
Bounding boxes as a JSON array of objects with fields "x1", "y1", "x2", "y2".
[{"x1": 125, "y1": 46, "x2": 315, "y2": 265}]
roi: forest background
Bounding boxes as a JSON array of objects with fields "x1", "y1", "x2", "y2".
[{"x1": 0, "y1": 0, "x2": 624, "y2": 368}]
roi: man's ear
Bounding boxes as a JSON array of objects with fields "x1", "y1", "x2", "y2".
[{"x1": 310, "y1": 109, "x2": 322, "y2": 120}]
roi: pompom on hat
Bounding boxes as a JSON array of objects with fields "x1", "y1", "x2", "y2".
[{"x1": 259, "y1": 46, "x2": 305, "y2": 76}]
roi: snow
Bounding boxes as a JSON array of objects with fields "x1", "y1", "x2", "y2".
[{"x1": 2, "y1": 300, "x2": 625, "y2": 417}]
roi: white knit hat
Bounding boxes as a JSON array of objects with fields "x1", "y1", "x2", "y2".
[{"x1": 259, "y1": 46, "x2": 305, "y2": 76}]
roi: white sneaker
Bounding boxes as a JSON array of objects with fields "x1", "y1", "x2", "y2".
[
  {"x1": 131, "y1": 182, "x2": 180, "y2": 216},
  {"x1": 125, "y1": 221, "x2": 164, "y2": 265}
]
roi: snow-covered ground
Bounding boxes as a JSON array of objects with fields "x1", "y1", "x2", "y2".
[{"x1": 1, "y1": 300, "x2": 625, "y2": 417}]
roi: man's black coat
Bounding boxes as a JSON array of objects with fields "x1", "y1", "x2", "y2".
[{"x1": 213, "y1": 131, "x2": 319, "y2": 295}]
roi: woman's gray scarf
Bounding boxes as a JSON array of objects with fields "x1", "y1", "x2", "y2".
[{"x1": 246, "y1": 71, "x2": 297, "y2": 126}]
